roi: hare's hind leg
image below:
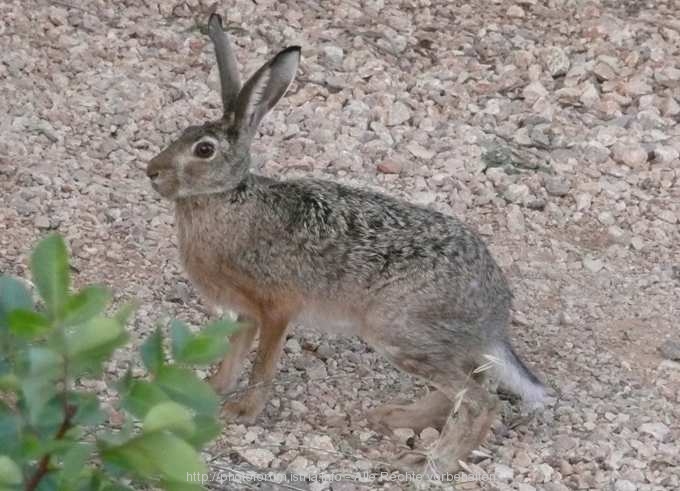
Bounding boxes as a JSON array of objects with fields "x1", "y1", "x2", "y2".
[
  {"x1": 208, "y1": 315, "x2": 257, "y2": 393},
  {"x1": 363, "y1": 323, "x2": 499, "y2": 472},
  {"x1": 222, "y1": 312, "x2": 290, "y2": 423},
  {"x1": 368, "y1": 390, "x2": 452, "y2": 434}
]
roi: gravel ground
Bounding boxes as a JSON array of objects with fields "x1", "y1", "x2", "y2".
[{"x1": 1, "y1": 0, "x2": 679, "y2": 489}]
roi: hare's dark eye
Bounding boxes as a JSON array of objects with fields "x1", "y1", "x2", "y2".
[{"x1": 194, "y1": 141, "x2": 215, "y2": 159}]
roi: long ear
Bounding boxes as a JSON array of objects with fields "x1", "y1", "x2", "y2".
[
  {"x1": 208, "y1": 13, "x2": 241, "y2": 115},
  {"x1": 233, "y1": 46, "x2": 301, "y2": 140}
]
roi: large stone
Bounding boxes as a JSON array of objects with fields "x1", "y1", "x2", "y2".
[
  {"x1": 575, "y1": 192, "x2": 592, "y2": 211},
  {"x1": 583, "y1": 256, "x2": 603, "y2": 273},
  {"x1": 593, "y1": 61, "x2": 617, "y2": 81},
  {"x1": 581, "y1": 142, "x2": 610, "y2": 164},
  {"x1": 376, "y1": 160, "x2": 402, "y2": 174},
  {"x1": 494, "y1": 463, "x2": 514, "y2": 480},
  {"x1": 611, "y1": 142, "x2": 649, "y2": 167},
  {"x1": 419, "y1": 427, "x2": 439, "y2": 446},
  {"x1": 506, "y1": 204, "x2": 526, "y2": 233},
  {"x1": 607, "y1": 225, "x2": 630, "y2": 245},
  {"x1": 654, "y1": 66, "x2": 680, "y2": 87},
  {"x1": 653, "y1": 146, "x2": 679, "y2": 164},
  {"x1": 544, "y1": 176, "x2": 571, "y2": 197},
  {"x1": 639, "y1": 422, "x2": 670, "y2": 441},
  {"x1": 659, "y1": 340, "x2": 680, "y2": 361},
  {"x1": 507, "y1": 5, "x2": 525, "y2": 18},
  {"x1": 241, "y1": 448, "x2": 275, "y2": 467},
  {"x1": 523, "y1": 81, "x2": 549, "y2": 104},
  {"x1": 543, "y1": 47, "x2": 570, "y2": 77},
  {"x1": 303, "y1": 434, "x2": 336, "y2": 458},
  {"x1": 387, "y1": 101, "x2": 411, "y2": 126},
  {"x1": 614, "y1": 480, "x2": 637, "y2": 491},
  {"x1": 622, "y1": 76, "x2": 653, "y2": 96},
  {"x1": 580, "y1": 82, "x2": 600, "y2": 106},
  {"x1": 660, "y1": 96, "x2": 680, "y2": 116},
  {"x1": 504, "y1": 183, "x2": 531, "y2": 204},
  {"x1": 406, "y1": 142, "x2": 435, "y2": 160},
  {"x1": 322, "y1": 45, "x2": 344, "y2": 67}
]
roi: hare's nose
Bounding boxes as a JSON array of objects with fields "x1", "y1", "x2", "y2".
[
  {"x1": 147, "y1": 160, "x2": 163, "y2": 180},
  {"x1": 148, "y1": 154, "x2": 170, "y2": 180}
]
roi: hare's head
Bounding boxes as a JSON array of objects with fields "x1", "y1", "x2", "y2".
[{"x1": 147, "y1": 14, "x2": 300, "y2": 200}]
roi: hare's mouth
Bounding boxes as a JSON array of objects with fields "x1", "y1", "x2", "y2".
[{"x1": 149, "y1": 175, "x2": 179, "y2": 200}]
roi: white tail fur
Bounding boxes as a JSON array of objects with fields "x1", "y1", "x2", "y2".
[{"x1": 487, "y1": 342, "x2": 547, "y2": 408}]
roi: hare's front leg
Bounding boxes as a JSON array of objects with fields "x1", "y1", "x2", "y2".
[
  {"x1": 221, "y1": 313, "x2": 289, "y2": 423},
  {"x1": 207, "y1": 315, "x2": 257, "y2": 393}
]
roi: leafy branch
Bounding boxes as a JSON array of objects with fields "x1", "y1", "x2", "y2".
[{"x1": 0, "y1": 234, "x2": 239, "y2": 490}]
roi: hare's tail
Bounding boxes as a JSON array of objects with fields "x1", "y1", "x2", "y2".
[{"x1": 488, "y1": 341, "x2": 547, "y2": 407}]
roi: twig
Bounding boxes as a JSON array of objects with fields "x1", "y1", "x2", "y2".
[{"x1": 25, "y1": 403, "x2": 77, "y2": 491}]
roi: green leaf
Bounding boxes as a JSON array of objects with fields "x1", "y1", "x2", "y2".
[
  {"x1": 204, "y1": 318, "x2": 241, "y2": 338},
  {"x1": 23, "y1": 438, "x2": 76, "y2": 461},
  {"x1": 155, "y1": 366, "x2": 218, "y2": 416},
  {"x1": 58, "y1": 442, "x2": 94, "y2": 486},
  {"x1": 68, "y1": 391, "x2": 105, "y2": 426},
  {"x1": 30, "y1": 234, "x2": 70, "y2": 320},
  {"x1": 0, "y1": 403, "x2": 21, "y2": 458},
  {"x1": 0, "y1": 276, "x2": 33, "y2": 329},
  {"x1": 112, "y1": 302, "x2": 137, "y2": 326},
  {"x1": 31, "y1": 396, "x2": 65, "y2": 439},
  {"x1": 172, "y1": 319, "x2": 238, "y2": 366},
  {"x1": 65, "y1": 317, "x2": 127, "y2": 375},
  {"x1": 169, "y1": 320, "x2": 191, "y2": 362},
  {"x1": 96, "y1": 419, "x2": 135, "y2": 449},
  {"x1": 0, "y1": 455, "x2": 22, "y2": 486},
  {"x1": 140, "y1": 327, "x2": 164, "y2": 375},
  {"x1": 0, "y1": 374, "x2": 18, "y2": 392},
  {"x1": 27, "y1": 346, "x2": 62, "y2": 375},
  {"x1": 21, "y1": 380, "x2": 56, "y2": 427},
  {"x1": 65, "y1": 317, "x2": 125, "y2": 358},
  {"x1": 19, "y1": 433, "x2": 40, "y2": 459},
  {"x1": 62, "y1": 286, "x2": 111, "y2": 327},
  {"x1": 120, "y1": 380, "x2": 169, "y2": 419},
  {"x1": 176, "y1": 336, "x2": 229, "y2": 366},
  {"x1": 143, "y1": 401, "x2": 195, "y2": 437},
  {"x1": 32, "y1": 473, "x2": 57, "y2": 491},
  {"x1": 22, "y1": 348, "x2": 61, "y2": 425},
  {"x1": 7, "y1": 309, "x2": 50, "y2": 339},
  {"x1": 186, "y1": 415, "x2": 222, "y2": 449},
  {"x1": 101, "y1": 432, "x2": 207, "y2": 483}
]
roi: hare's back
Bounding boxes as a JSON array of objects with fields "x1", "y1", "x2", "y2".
[{"x1": 254, "y1": 177, "x2": 507, "y2": 290}]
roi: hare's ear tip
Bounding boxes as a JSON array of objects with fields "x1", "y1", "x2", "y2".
[
  {"x1": 279, "y1": 46, "x2": 302, "y2": 59},
  {"x1": 208, "y1": 12, "x2": 223, "y2": 27}
]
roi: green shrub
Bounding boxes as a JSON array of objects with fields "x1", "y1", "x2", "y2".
[{"x1": 0, "y1": 234, "x2": 237, "y2": 490}]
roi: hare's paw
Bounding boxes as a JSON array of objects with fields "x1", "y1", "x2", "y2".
[
  {"x1": 221, "y1": 396, "x2": 266, "y2": 424},
  {"x1": 206, "y1": 372, "x2": 230, "y2": 394},
  {"x1": 367, "y1": 403, "x2": 412, "y2": 434},
  {"x1": 367, "y1": 395, "x2": 451, "y2": 434}
]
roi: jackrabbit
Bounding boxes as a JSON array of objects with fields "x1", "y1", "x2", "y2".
[{"x1": 147, "y1": 13, "x2": 547, "y2": 470}]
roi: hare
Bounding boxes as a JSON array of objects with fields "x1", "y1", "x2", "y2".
[{"x1": 147, "y1": 13, "x2": 547, "y2": 470}]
